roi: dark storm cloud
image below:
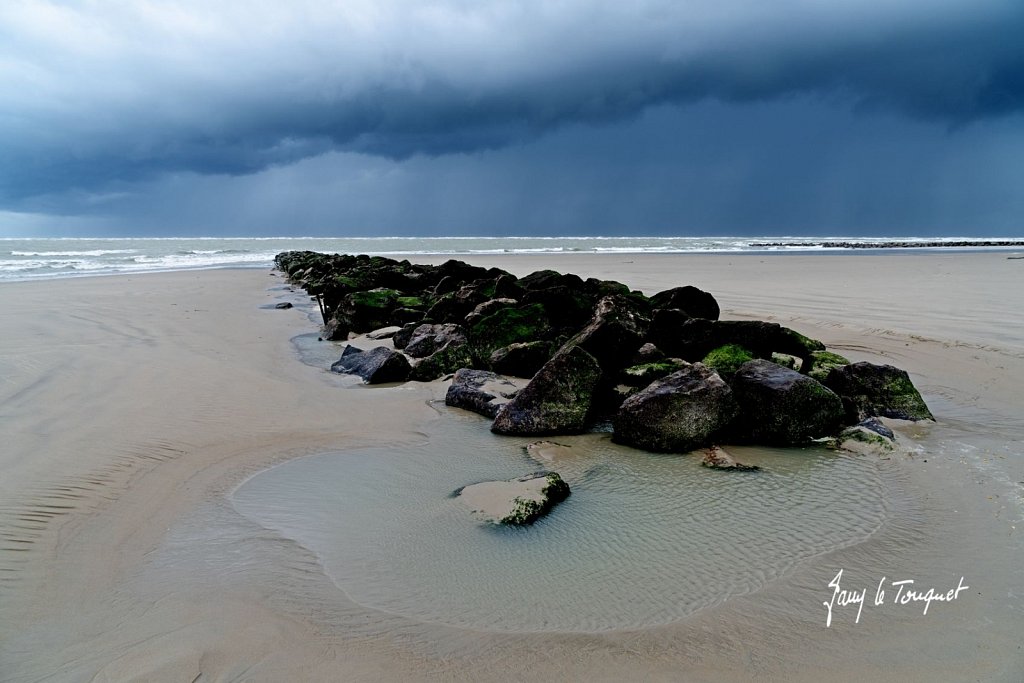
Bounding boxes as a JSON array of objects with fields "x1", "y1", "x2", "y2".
[{"x1": 1, "y1": 0, "x2": 1022, "y2": 206}]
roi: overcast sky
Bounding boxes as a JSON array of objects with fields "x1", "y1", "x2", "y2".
[{"x1": 1, "y1": 0, "x2": 1022, "y2": 237}]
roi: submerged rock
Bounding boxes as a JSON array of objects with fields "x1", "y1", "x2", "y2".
[
  {"x1": 330, "y1": 345, "x2": 411, "y2": 384},
  {"x1": 491, "y1": 345, "x2": 602, "y2": 435},
  {"x1": 456, "y1": 471, "x2": 571, "y2": 525},
  {"x1": 824, "y1": 362, "x2": 934, "y2": 422},
  {"x1": 700, "y1": 445, "x2": 760, "y2": 471},
  {"x1": 445, "y1": 369, "x2": 520, "y2": 418},
  {"x1": 829, "y1": 418, "x2": 897, "y2": 455},
  {"x1": 731, "y1": 359, "x2": 844, "y2": 445},
  {"x1": 613, "y1": 363, "x2": 738, "y2": 453}
]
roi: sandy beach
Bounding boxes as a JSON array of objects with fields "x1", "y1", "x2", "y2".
[{"x1": 1, "y1": 253, "x2": 1022, "y2": 681}]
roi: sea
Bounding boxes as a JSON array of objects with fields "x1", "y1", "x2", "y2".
[{"x1": 2, "y1": 235, "x2": 1023, "y2": 282}]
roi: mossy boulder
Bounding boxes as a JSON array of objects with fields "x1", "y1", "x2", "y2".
[
  {"x1": 702, "y1": 344, "x2": 755, "y2": 377},
  {"x1": 561, "y1": 295, "x2": 650, "y2": 374},
  {"x1": 613, "y1": 363, "x2": 738, "y2": 453},
  {"x1": 468, "y1": 303, "x2": 551, "y2": 366},
  {"x1": 807, "y1": 350, "x2": 850, "y2": 382},
  {"x1": 404, "y1": 323, "x2": 466, "y2": 358},
  {"x1": 409, "y1": 336, "x2": 475, "y2": 382},
  {"x1": 731, "y1": 359, "x2": 844, "y2": 445},
  {"x1": 342, "y1": 288, "x2": 401, "y2": 331},
  {"x1": 491, "y1": 345, "x2": 602, "y2": 435},
  {"x1": 824, "y1": 362, "x2": 933, "y2": 422},
  {"x1": 489, "y1": 340, "x2": 555, "y2": 378},
  {"x1": 619, "y1": 360, "x2": 687, "y2": 387}
]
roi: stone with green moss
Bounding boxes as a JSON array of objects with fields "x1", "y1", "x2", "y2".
[
  {"x1": 824, "y1": 362, "x2": 933, "y2": 422},
  {"x1": 456, "y1": 471, "x2": 571, "y2": 526},
  {"x1": 807, "y1": 350, "x2": 851, "y2": 382},
  {"x1": 702, "y1": 344, "x2": 754, "y2": 377},
  {"x1": 468, "y1": 303, "x2": 551, "y2": 366},
  {"x1": 491, "y1": 345, "x2": 602, "y2": 435},
  {"x1": 620, "y1": 360, "x2": 687, "y2": 387}
]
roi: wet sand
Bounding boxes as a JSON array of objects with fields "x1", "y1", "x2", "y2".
[{"x1": 1, "y1": 253, "x2": 1022, "y2": 681}]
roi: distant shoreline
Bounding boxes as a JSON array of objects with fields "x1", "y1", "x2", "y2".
[{"x1": 751, "y1": 239, "x2": 1024, "y2": 249}]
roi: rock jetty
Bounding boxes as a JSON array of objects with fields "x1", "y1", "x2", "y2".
[{"x1": 276, "y1": 250, "x2": 934, "y2": 458}]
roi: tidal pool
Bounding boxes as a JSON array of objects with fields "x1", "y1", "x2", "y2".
[{"x1": 232, "y1": 407, "x2": 889, "y2": 633}]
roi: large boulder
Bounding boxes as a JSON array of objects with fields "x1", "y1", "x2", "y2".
[
  {"x1": 467, "y1": 303, "x2": 551, "y2": 366},
  {"x1": 613, "y1": 363, "x2": 738, "y2": 452},
  {"x1": 444, "y1": 369, "x2": 520, "y2": 418},
  {"x1": 824, "y1": 362, "x2": 933, "y2": 422},
  {"x1": 731, "y1": 359, "x2": 844, "y2": 444},
  {"x1": 650, "y1": 285, "x2": 720, "y2": 320},
  {"x1": 330, "y1": 345, "x2": 411, "y2": 384},
  {"x1": 562, "y1": 295, "x2": 650, "y2": 374},
  {"x1": 647, "y1": 318, "x2": 823, "y2": 368},
  {"x1": 341, "y1": 288, "x2": 400, "y2": 331},
  {"x1": 491, "y1": 346, "x2": 603, "y2": 435},
  {"x1": 404, "y1": 323, "x2": 466, "y2": 358},
  {"x1": 489, "y1": 340, "x2": 554, "y2": 378},
  {"x1": 455, "y1": 471, "x2": 571, "y2": 525},
  {"x1": 409, "y1": 336, "x2": 475, "y2": 382}
]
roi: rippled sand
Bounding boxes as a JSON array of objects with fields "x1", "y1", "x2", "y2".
[{"x1": 1, "y1": 254, "x2": 1022, "y2": 681}]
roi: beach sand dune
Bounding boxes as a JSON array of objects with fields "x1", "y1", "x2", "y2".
[{"x1": 1, "y1": 255, "x2": 1021, "y2": 681}]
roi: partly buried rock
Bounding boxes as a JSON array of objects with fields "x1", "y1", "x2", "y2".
[
  {"x1": 456, "y1": 471, "x2": 571, "y2": 525},
  {"x1": 701, "y1": 445, "x2": 760, "y2": 471},
  {"x1": 274, "y1": 301, "x2": 293, "y2": 309},
  {"x1": 365, "y1": 325, "x2": 402, "y2": 340},
  {"x1": 731, "y1": 359, "x2": 844, "y2": 445},
  {"x1": 330, "y1": 345, "x2": 411, "y2": 384},
  {"x1": 445, "y1": 369, "x2": 520, "y2": 418},
  {"x1": 829, "y1": 418, "x2": 897, "y2": 455},
  {"x1": 491, "y1": 345, "x2": 602, "y2": 435},
  {"x1": 824, "y1": 362, "x2": 933, "y2": 422},
  {"x1": 613, "y1": 363, "x2": 738, "y2": 452}
]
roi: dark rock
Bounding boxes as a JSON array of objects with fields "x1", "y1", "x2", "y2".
[
  {"x1": 467, "y1": 303, "x2": 551, "y2": 366},
  {"x1": 647, "y1": 318, "x2": 823, "y2": 368},
  {"x1": 824, "y1": 362, "x2": 934, "y2": 422},
  {"x1": 489, "y1": 340, "x2": 554, "y2": 378},
  {"x1": 464, "y1": 298, "x2": 519, "y2": 325},
  {"x1": 702, "y1": 344, "x2": 755, "y2": 378},
  {"x1": 613, "y1": 363, "x2": 738, "y2": 452},
  {"x1": 389, "y1": 307, "x2": 425, "y2": 326},
  {"x1": 274, "y1": 302, "x2": 293, "y2": 309},
  {"x1": 425, "y1": 286, "x2": 489, "y2": 324},
  {"x1": 517, "y1": 269, "x2": 585, "y2": 292},
  {"x1": 330, "y1": 345, "x2": 411, "y2": 384},
  {"x1": 391, "y1": 322, "x2": 420, "y2": 350},
  {"x1": 320, "y1": 314, "x2": 351, "y2": 341},
  {"x1": 492, "y1": 273, "x2": 524, "y2": 300},
  {"x1": 404, "y1": 323, "x2": 466, "y2": 358},
  {"x1": 650, "y1": 286, "x2": 720, "y2": 320},
  {"x1": 806, "y1": 350, "x2": 851, "y2": 382},
  {"x1": 618, "y1": 359, "x2": 687, "y2": 387},
  {"x1": 445, "y1": 368, "x2": 520, "y2": 418},
  {"x1": 521, "y1": 286, "x2": 596, "y2": 329},
  {"x1": 561, "y1": 295, "x2": 650, "y2": 374},
  {"x1": 409, "y1": 336, "x2": 475, "y2": 382},
  {"x1": 491, "y1": 346, "x2": 603, "y2": 435},
  {"x1": 631, "y1": 342, "x2": 665, "y2": 364},
  {"x1": 731, "y1": 359, "x2": 844, "y2": 444},
  {"x1": 342, "y1": 288, "x2": 401, "y2": 332},
  {"x1": 857, "y1": 416, "x2": 895, "y2": 440}
]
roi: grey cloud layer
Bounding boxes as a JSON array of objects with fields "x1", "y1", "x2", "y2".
[{"x1": 2, "y1": 0, "x2": 1023, "y2": 203}]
